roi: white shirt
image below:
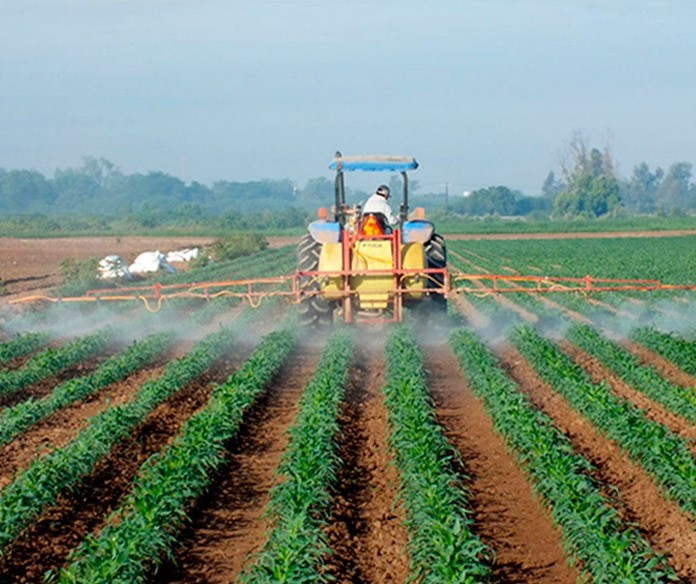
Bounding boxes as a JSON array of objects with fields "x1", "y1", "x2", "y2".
[{"x1": 361, "y1": 193, "x2": 398, "y2": 225}]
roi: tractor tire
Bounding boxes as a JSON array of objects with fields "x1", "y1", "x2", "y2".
[
  {"x1": 297, "y1": 234, "x2": 333, "y2": 327},
  {"x1": 425, "y1": 233, "x2": 447, "y2": 304}
]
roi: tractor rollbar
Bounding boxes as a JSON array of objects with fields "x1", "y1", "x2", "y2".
[
  {"x1": 334, "y1": 151, "x2": 347, "y2": 226},
  {"x1": 400, "y1": 170, "x2": 409, "y2": 224}
]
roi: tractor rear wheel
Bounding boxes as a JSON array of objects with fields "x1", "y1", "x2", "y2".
[
  {"x1": 425, "y1": 233, "x2": 447, "y2": 305},
  {"x1": 297, "y1": 234, "x2": 333, "y2": 327}
]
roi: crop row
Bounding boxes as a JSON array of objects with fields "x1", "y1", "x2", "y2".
[
  {"x1": 384, "y1": 325, "x2": 491, "y2": 582},
  {"x1": 567, "y1": 324, "x2": 696, "y2": 425},
  {"x1": 629, "y1": 326, "x2": 696, "y2": 376},
  {"x1": 450, "y1": 328, "x2": 674, "y2": 581},
  {"x1": 0, "y1": 328, "x2": 113, "y2": 398},
  {"x1": 512, "y1": 325, "x2": 696, "y2": 517},
  {"x1": 0, "y1": 332, "x2": 49, "y2": 365},
  {"x1": 241, "y1": 329, "x2": 354, "y2": 582},
  {"x1": 59, "y1": 323, "x2": 297, "y2": 582},
  {"x1": 0, "y1": 331, "x2": 173, "y2": 447},
  {"x1": 0, "y1": 320, "x2": 244, "y2": 555}
]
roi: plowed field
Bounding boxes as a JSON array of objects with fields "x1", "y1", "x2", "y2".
[{"x1": 0, "y1": 233, "x2": 695, "y2": 582}]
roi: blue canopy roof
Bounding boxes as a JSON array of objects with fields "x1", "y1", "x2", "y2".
[{"x1": 329, "y1": 155, "x2": 419, "y2": 172}]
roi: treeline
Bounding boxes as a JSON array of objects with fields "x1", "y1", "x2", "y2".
[
  {"x1": 0, "y1": 158, "x2": 338, "y2": 228},
  {"x1": 2, "y1": 145, "x2": 696, "y2": 230}
]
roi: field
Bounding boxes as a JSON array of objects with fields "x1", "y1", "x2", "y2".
[{"x1": 0, "y1": 232, "x2": 696, "y2": 583}]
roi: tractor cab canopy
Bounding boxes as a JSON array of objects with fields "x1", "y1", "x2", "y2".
[
  {"x1": 330, "y1": 153, "x2": 418, "y2": 225},
  {"x1": 329, "y1": 155, "x2": 418, "y2": 172}
]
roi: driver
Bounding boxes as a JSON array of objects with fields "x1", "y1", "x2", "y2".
[{"x1": 361, "y1": 184, "x2": 398, "y2": 225}]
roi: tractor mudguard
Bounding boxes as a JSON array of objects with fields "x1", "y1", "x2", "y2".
[
  {"x1": 308, "y1": 220, "x2": 341, "y2": 244},
  {"x1": 318, "y1": 243, "x2": 343, "y2": 300},
  {"x1": 402, "y1": 242, "x2": 426, "y2": 299},
  {"x1": 402, "y1": 220, "x2": 435, "y2": 243}
]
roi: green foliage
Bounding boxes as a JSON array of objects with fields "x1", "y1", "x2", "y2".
[
  {"x1": 241, "y1": 329, "x2": 353, "y2": 583},
  {"x1": 450, "y1": 327, "x2": 675, "y2": 582},
  {"x1": 568, "y1": 324, "x2": 696, "y2": 425},
  {"x1": 0, "y1": 332, "x2": 172, "y2": 448},
  {"x1": 59, "y1": 256, "x2": 100, "y2": 293},
  {"x1": 512, "y1": 325, "x2": 696, "y2": 518},
  {"x1": 59, "y1": 325, "x2": 297, "y2": 583},
  {"x1": 0, "y1": 324, "x2": 241, "y2": 556},
  {"x1": 209, "y1": 232, "x2": 269, "y2": 261},
  {"x1": 0, "y1": 328, "x2": 112, "y2": 399},
  {"x1": 554, "y1": 173, "x2": 621, "y2": 218},
  {"x1": 448, "y1": 185, "x2": 544, "y2": 217},
  {"x1": 0, "y1": 332, "x2": 50, "y2": 364},
  {"x1": 629, "y1": 327, "x2": 696, "y2": 376},
  {"x1": 384, "y1": 325, "x2": 492, "y2": 582}
]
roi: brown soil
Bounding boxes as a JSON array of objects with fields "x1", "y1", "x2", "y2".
[
  {"x1": 497, "y1": 346, "x2": 696, "y2": 581},
  {"x1": 3, "y1": 232, "x2": 696, "y2": 582},
  {"x1": 0, "y1": 235, "x2": 296, "y2": 307},
  {"x1": 326, "y1": 346, "x2": 410, "y2": 583},
  {"x1": 561, "y1": 341, "x2": 696, "y2": 449},
  {"x1": 624, "y1": 341, "x2": 696, "y2": 388},
  {"x1": 0, "y1": 364, "x2": 166, "y2": 491},
  {"x1": 0, "y1": 357, "x2": 105, "y2": 412},
  {"x1": 157, "y1": 345, "x2": 319, "y2": 583},
  {"x1": 424, "y1": 346, "x2": 578, "y2": 583},
  {"x1": 0, "y1": 346, "x2": 248, "y2": 581},
  {"x1": 450, "y1": 295, "x2": 491, "y2": 329}
]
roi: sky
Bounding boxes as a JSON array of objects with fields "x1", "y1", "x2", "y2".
[{"x1": 1, "y1": 0, "x2": 696, "y2": 196}]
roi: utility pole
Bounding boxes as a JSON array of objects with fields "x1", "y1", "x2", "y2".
[{"x1": 443, "y1": 182, "x2": 449, "y2": 210}]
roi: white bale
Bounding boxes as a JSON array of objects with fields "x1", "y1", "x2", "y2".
[
  {"x1": 98, "y1": 255, "x2": 131, "y2": 280},
  {"x1": 166, "y1": 248, "x2": 200, "y2": 263},
  {"x1": 129, "y1": 251, "x2": 177, "y2": 274}
]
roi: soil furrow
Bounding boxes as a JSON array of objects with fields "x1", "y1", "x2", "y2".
[
  {"x1": 497, "y1": 346, "x2": 696, "y2": 581},
  {"x1": 0, "y1": 348, "x2": 247, "y2": 583},
  {"x1": 424, "y1": 346, "x2": 578, "y2": 583},
  {"x1": 0, "y1": 357, "x2": 107, "y2": 412},
  {"x1": 623, "y1": 340, "x2": 696, "y2": 388},
  {"x1": 0, "y1": 364, "x2": 167, "y2": 490},
  {"x1": 325, "y1": 345, "x2": 410, "y2": 584},
  {"x1": 156, "y1": 344, "x2": 320, "y2": 584},
  {"x1": 561, "y1": 341, "x2": 696, "y2": 449}
]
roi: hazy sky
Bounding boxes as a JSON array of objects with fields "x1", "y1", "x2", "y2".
[{"x1": 2, "y1": 1, "x2": 695, "y2": 195}]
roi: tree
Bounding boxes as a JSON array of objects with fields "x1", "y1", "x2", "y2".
[
  {"x1": 0, "y1": 170, "x2": 56, "y2": 213},
  {"x1": 450, "y1": 186, "x2": 522, "y2": 216},
  {"x1": 541, "y1": 171, "x2": 564, "y2": 199},
  {"x1": 621, "y1": 162, "x2": 662, "y2": 213},
  {"x1": 656, "y1": 162, "x2": 695, "y2": 212},
  {"x1": 553, "y1": 133, "x2": 620, "y2": 218},
  {"x1": 299, "y1": 177, "x2": 334, "y2": 207},
  {"x1": 554, "y1": 173, "x2": 621, "y2": 218}
]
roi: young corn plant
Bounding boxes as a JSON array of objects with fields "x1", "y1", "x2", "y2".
[
  {"x1": 0, "y1": 332, "x2": 173, "y2": 447},
  {"x1": 384, "y1": 324, "x2": 492, "y2": 583},
  {"x1": 450, "y1": 327, "x2": 676, "y2": 582},
  {"x1": 568, "y1": 323, "x2": 696, "y2": 425},
  {"x1": 0, "y1": 328, "x2": 113, "y2": 398},
  {"x1": 512, "y1": 324, "x2": 696, "y2": 518},
  {"x1": 0, "y1": 332, "x2": 50, "y2": 365},
  {"x1": 629, "y1": 326, "x2": 696, "y2": 377},
  {"x1": 240, "y1": 328, "x2": 354, "y2": 583},
  {"x1": 57, "y1": 325, "x2": 298, "y2": 583},
  {"x1": 0, "y1": 323, "x2": 244, "y2": 556}
]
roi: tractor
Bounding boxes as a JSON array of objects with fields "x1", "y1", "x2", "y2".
[
  {"x1": 296, "y1": 153, "x2": 448, "y2": 325},
  {"x1": 14, "y1": 153, "x2": 688, "y2": 319}
]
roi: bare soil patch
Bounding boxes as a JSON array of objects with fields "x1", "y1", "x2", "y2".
[
  {"x1": 0, "y1": 345, "x2": 247, "y2": 582},
  {"x1": 326, "y1": 346, "x2": 410, "y2": 584},
  {"x1": 561, "y1": 341, "x2": 696, "y2": 449},
  {"x1": 497, "y1": 346, "x2": 696, "y2": 581},
  {"x1": 157, "y1": 345, "x2": 318, "y2": 583},
  {"x1": 424, "y1": 346, "x2": 577, "y2": 583}
]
